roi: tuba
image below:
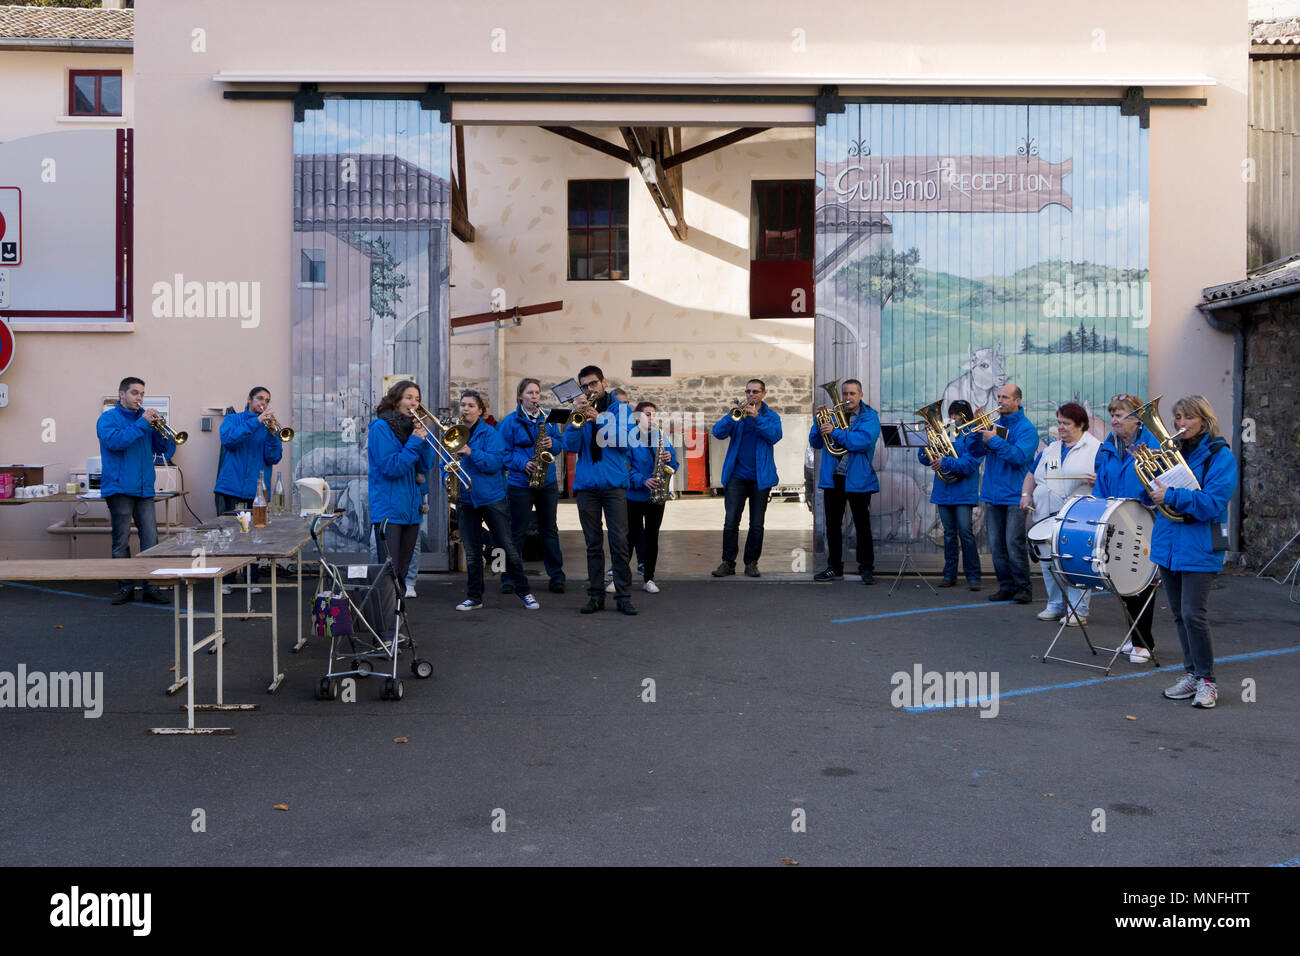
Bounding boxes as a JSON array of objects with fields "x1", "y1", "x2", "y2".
[
  {"x1": 1126, "y1": 396, "x2": 1195, "y2": 522},
  {"x1": 814, "y1": 380, "x2": 850, "y2": 457},
  {"x1": 916, "y1": 400, "x2": 959, "y2": 483}
]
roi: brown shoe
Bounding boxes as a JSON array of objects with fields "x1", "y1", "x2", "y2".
[
  {"x1": 744, "y1": 562, "x2": 761, "y2": 578},
  {"x1": 711, "y1": 562, "x2": 736, "y2": 577}
]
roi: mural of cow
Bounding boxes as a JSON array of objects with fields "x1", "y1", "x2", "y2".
[{"x1": 940, "y1": 342, "x2": 1009, "y2": 417}]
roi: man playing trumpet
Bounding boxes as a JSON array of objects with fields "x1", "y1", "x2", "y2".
[{"x1": 711, "y1": 379, "x2": 783, "y2": 578}]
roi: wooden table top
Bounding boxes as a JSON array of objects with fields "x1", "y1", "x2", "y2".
[{"x1": 0, "y1": 557, "x2": 253, "y2": 582}]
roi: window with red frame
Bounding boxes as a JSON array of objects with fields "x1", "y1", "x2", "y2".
[
  {"x1": 750, "y1": 180, "x2": 814, "y2": 318},
  {"x1": 69, "y1": 70, "x2": 123, "y2": 117},
  {"x1": 568, "y1": 180, "x2": 629, "y2": 280}
]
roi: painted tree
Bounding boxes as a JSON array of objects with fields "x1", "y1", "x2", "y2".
[{"x1": 853, "y1": 246, "x2": 921, "y2": 310}]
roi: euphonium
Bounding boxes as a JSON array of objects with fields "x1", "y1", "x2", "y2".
[
  {"x1": 264, "y1": 415, "x2": 294, "y2": 442},
  {"x1": 814, "y1": 379, "x2": 849, "y2": 457},
  {"x1": 527, "y1": 413, "x2": 555, "y2": 489},
  {"x1": 1126, "y1": 395, "x2": 1194, "y2": 522},
  {"x1": 150, "y1": 415, "x2": 187, "y2": 446},
  {"x1": 916, "y1": 400, "x2": 959, "y2": 483}
]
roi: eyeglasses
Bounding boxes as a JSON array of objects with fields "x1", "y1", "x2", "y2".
[{"x1": 744, "y1": 388, "x2": 763, "y2": 395}]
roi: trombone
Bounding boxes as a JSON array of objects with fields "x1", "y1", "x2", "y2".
[
  {"x1": 263, "y1": 414, "x2": 294, "y2": 442},
  {"x1": 409, "y1": 402, "x2": 472, "y2": 492},
  {"x1": 149, "y1": 415, "x2": 187, "y2": 446}
]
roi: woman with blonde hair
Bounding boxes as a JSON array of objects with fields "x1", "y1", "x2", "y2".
[{"x1": 1147, "y1": 395, "x2": 1237, "y2": 709}]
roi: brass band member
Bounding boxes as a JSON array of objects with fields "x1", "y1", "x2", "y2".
[
  {"x1": 710, "y1": 379, "x2": 783, "y2": 578},
  {"x1": 98, "y1": 376, "x2": 175, "y2": 606},
  {"x1": 500, "y1": 379, "x2": 566, "y2": 594},
  {"x1": 919, "y1": 399, "x2": 985, "y2": 589},
  {"x1": 1149, "y1": 396, "x2": 1237, "y2": 709},
  {"x1": 979, "y1": 384, "x2": 1039, "y2": 603},
  {"x1": 811, "y1": 379, "x2": 881, "y2": 585},
  {"x1": 368, "y1": 380, "x2": 435, "y2": 590},
  {"x1": 626, "y1": 401, "x2": 679, "y2": 594}
]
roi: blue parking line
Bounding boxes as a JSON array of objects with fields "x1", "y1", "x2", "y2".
[
  {"x1": 832, "y1": 601, "x2": 1006, "y2": 623},
  {"x1": 904, "y1": 645, "x2": 1300, "y2": 713},
  {"x1": 0, "y1": 580, "x2": 174, "y2": 611}
]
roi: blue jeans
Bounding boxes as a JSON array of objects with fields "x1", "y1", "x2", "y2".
[
  {"x1": 1161, "y1": 569, "x2": 1216, "y2": 682},
  {"x1": 507, "y1": 482, "x2": 564, "y2": 587},
  {"x1": 459, "y1": 498, "x2": 528, "y2": 603},
  {"x1": 106, "y1": 493, "x2": 161, "y2": 594},
  {"x1": 1042, "y1": 564, "x2": 1092, "y2": 617},
  {"x1": 722, "y1": 476, "x2": 769, "y2": 565},
  {"x1": 936, "y1": 504, "x2": 981, "y2": 583},
  {"x1": 984, "y1": 503, "x2": 1030, "y2": 593}
]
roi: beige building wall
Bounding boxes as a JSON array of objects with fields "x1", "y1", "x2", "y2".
[
  {"x1": 0, "y1": 0, "x2": 1247, "y2": 558},
  {"x1": 0, "y1": 50, "x2": 133, "y2": 142}
]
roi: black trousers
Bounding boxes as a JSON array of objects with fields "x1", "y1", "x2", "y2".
[
  {"x1": 1121, "y1": 583, "x2": 1158, "y2": 652},
  {"x1": 576, "y1": 488, "x2": 630, "y2": 599},
  {"x1": 823, "y1": 475, "x2": 874, "y2": 573},
  {"x1": 626, "y1": 498, "x2": 665, "y2": 581},
  {"x1": 374, "y1": 522, "x2": 420, "y2": 587}
]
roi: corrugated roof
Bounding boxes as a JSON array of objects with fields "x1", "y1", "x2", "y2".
[
  {"x1": 294, "y1": 154, "x2": 450, "y2": 229},
  {"x1": 1252, "y1": 17, "x2": 1300, "y2": 46},
  {"x1": 1201, "y1": 254, "x2": 1300, "y2": 304},
  {"x1": 0, "y1": 4, "x2": 133, "y2": 42}
]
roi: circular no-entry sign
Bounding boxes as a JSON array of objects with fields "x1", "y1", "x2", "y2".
[{"x1": 0, "y1": 318, "x2": 14, "y2": 377}]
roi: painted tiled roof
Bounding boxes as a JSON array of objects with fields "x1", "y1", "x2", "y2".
[
  {"x1": 294, "y1": 154, "x2": 450, "y2": 228},
  {"x1": 1202, "y1": 254, "x2": 1300, "y2": 304},
  {"x1": 1252, "y1": 18, "x2": 1300, "y2": 46},
  {"x1": 0, "y1": 4, "x2": 133, "y2": 42}
]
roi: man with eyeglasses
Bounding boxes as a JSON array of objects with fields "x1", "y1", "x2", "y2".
[
  {"x1": 563, "y1": 365, "x2": 639, "y2": 615},
  {"x1": 711, "y1": 379, "x2": 783, "y2": 578}
]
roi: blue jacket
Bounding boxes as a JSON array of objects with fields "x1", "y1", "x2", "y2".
[
  {"x1": 562, "y1": 397, "x2": 637, "y2": 491},
  {"x1": 499, "y1": 406, "x2": 564, "y2": 488},
  {"x1": 367, "y1": 418, "x2": 436, "y2": 524},
  {"x1": 977, "y1": 408, "x2": 1039, "y2": 506},
  {"x1": 810, "y1": 405, "x2": 881, "y2": 492},
  {"x1": 627, "y1": 429, "x2": 681, "y2": 503},
  {"x1": 920, "y1": 431, "x2": 986, "y2": 505},
  {"x1": 1150, "y1": 436, "x2": 1237, "y2": 573},
  {"x1": 712, "y1": 404, "x2": 782, "y2": 489},
  {"x1": 1091, "y1": 425, "x2": 1159, "y2": 501},
  {"x1": 97, "y1": 403, "x2": 174, "y2": 498},
  {"x1": 456, "y1": 420, "x2": 510, "y2": 508},
  {"x1": 214, "y1": 408, "x2": 283, "y2": 500}
]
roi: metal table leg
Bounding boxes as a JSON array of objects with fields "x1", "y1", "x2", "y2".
[
  {"x1": 292, "y1": 545, "x2": 309, "y2": 653},
  {"x1": 267, "y1": 557, "x2": 285, "y2": 693}
]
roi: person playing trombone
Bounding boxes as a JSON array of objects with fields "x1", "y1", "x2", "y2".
[{"x1": 368, "y1": 380, "x2": 436, "y2": 591}]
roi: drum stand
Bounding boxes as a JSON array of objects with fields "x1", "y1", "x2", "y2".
[{"x1": 1040, "y1": 565, "x2": 1162, "y2": 675}]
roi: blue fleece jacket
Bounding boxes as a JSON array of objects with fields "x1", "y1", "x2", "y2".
[
  {"x1": 712, "y1": 404, "x2": 782, "y2": 489},
  {"x1": 499, "y1": 406, "x2": 564, "y2": 488},
  {"x1": 561, "y1": 397, "x2": 637, "y2": 491},
  {"x1": 1091, "y1": 425, "x2": 1159, "y2": 501},
  {"x1": 811, "y1": 405, "x2": 881, "y2": 492},
  {"x1": 977, "y1": 408, "x2": 1039, "y2": 506},
  {"x1": 97, "y1": 403, "x2": 174, "y2": 498},
  {"x1": 1150, "y1": 435, "x2": 1237, "y2": 573},
  {"x1": 367, "y1": 418, "x2": 436, "y2": 524},
  {"x1": 214, "y1": 408, "x2": 284, "y2": 500},
  {"x1": 626, "y1": 429, "x2": 681, "y2": 503},
  {"x1": 919, "y1": 431, "x2": 986, "y2": 505},
  {"x1": 455, "y1": 420, "x2": 510, "y2": 508}
]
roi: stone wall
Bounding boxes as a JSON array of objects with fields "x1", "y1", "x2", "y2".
[
  {"x1": 451, "y1": 373, "x2": 815, "y2": 419},
  {"x1": 1241, "y1": 298, "x2": 1300, "y2": 571}
]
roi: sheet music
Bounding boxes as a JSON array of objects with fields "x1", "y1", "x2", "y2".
[{"x1": 1155, "y1": 462, "x2": 1200, "y2": 492}]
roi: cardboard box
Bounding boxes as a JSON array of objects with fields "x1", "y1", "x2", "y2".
[{"x1": 0, "y1": 464, "x2": 48, "y2": 487}]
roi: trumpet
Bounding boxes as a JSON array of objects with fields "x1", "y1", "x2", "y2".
[
  {"x1": 409, "y1": 403, "x2": 472, "y2": 493},
  {"x1": 728, "y1": 398, "x2": 753, "y2": 422},
  {"x1": 263, "y1": 414, "x2": 294, "y2": 442},
  {"x1": 149, "y1": 415, "x2": 187, "y2": 446},
  {"x1": 951, "y1": 408, "x2": 1001, "y2": 441},
  {"x1": 566, "y1": 395, "x2": 594, "y2": 428}
]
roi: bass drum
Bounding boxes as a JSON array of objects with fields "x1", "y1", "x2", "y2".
[{"x1": 1049, "y1": 495, "x2": 1156, "y2": 597}]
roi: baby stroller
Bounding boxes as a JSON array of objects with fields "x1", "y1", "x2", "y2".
[{"x1": 309, "y1": 517, "x2": 433, "y2": 701}]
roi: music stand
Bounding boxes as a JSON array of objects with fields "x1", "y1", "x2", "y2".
[
  {"x1": 1257, "y1": 529, "x2": 1300, "y2": 605},
  {"x1": 883, "y1": 422, "x2": 937, "y2": 596}
]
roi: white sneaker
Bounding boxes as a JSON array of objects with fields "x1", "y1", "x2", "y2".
[
  {"x1": 455, "y1": 600, "x2": 482, "y2": 612},
  {"x1": 643, "y1": 580, "x2": 660, "y2": 593},
  {"x1": 521, "y1": 594, "x2": 540, "y2": 610},
  {"x1": 1119, "y1": 639, "x2": 1135, "y2": 654},
  {"x1": 405, "y1": 585, "x2": 417, "y2": 598},
  {"x1": 1064, "y1": 613, "x2": 1088, "y2": 627},
  {"x1": 1129, "y1": 647, "x2": 1152, "y2": 664},
  {"x1": 1037, "y1": 607, "x2": 1063, "y2": 621},
  {"x1": 605, "y1": 580, "x2": 616, "y2": 594}
]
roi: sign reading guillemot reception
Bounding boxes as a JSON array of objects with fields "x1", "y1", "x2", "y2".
[{"x1": 818, "y1": 155, "x2": 1072, "y2": 214}]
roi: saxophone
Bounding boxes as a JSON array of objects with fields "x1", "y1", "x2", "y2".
[
  {"x1": 649, "y1": 429, "x2": 675, "y2": 505},
  {"x1": 527, "y1": 413, "x2": 554, "y2": 489}
]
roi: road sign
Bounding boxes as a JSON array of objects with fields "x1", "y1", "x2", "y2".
[
  {"x1": 0, "y1": 317, "x2": 15, "y2": 376},
  {"x1": 0, "y1": 187, "x2": 21, "y2": 266}
]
